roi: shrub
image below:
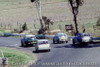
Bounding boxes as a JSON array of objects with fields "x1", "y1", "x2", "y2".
[
  {"x1": 22, "y1": 22, "x2": 28, "y2": 31},
  {"x1": 96, "y1": 18, "x2": 100, "y2": 26}
]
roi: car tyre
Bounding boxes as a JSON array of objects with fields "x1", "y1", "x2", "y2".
[
  {"x1": 57, "y1": 40, "x2": 60, "y2": 44},
  {"x1": 73, "y1": 39, "x2": 76, "y2": 46},
  {"x1": 48, "y1": 49, "x2": 51, "y2": 52},
  {"x1": 90, "y1": 41, "x2": 93, "y2": 44},
  {"x1": 66, "y1": 41, "x2": 68, "y2": 43},
  {"x1": 33, "y1": 44, "x2": 35, "y2": 47},
  {"x1": 21, "y1": 41, "x2": 24, "y2": 47},
  {"x1": 35, "y1": 49, "x2": 38, "y2": 52},
  {"x1": 53, "y1": 39, "x2": 55, "y2": 44},
  {"x1": 23, "y1": 42, "x2": 27, "y2": 47},
  {"x1": 35, "y1": 47, "x2": 38, "y2": 52}
]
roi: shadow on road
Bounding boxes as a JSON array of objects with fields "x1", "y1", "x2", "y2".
[
  {"x1": 51, "y1": 42, "x2": 68, "y2": 44},
  {"x1": 33, "y1": 50, "x2": 50, "y2": 54},
  {"x1": 54, "y1": 42, "x2": 100, "y2": 48},
  {"x1": 20, "y1": 45, "x2": 35, "y2": 48}
]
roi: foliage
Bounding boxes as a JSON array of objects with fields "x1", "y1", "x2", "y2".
[
  {"x1": 22, "y1": 22, "x2": 28, "y2": 31},
  {"x1": 96, "y1": 18, "x2": 100, "y2": 26},
  {"x1": 30, "y1": 0, "x2": 35, "y2": 3},
  {"x1": 38, "y1": 16, "x2": 54, "y2": 34}
]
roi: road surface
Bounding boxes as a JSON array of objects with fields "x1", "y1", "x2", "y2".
[{"x1": 0, "y1": 37, "x2": 100, "y2": 67}]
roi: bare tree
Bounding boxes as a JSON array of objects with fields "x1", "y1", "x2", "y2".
[
  {"x1": 30, "y1": 0, "x2": 44, "y2": 34},
  {"x1": 68, "y1": 0, "x2": 84, "y2": 34}
]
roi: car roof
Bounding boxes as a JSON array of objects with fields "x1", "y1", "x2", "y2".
[
  {"x1": 37, "y1": 39, "x2": 48, "y2": 42},
  {"x1": 25, "y1": 35, "x2": 35, "y2": 37}
]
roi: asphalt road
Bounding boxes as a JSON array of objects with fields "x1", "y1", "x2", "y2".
[{"x1": 0, "y1": 37, "x2": 100, "y2": 67}]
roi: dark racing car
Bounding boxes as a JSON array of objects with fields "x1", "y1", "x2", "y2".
[
  {"x1": 73, "y1": 33, "x2": 93, "y2": 45},
  {"x1": 21, "y1": 35, "x2": 37, "y2": 47}
]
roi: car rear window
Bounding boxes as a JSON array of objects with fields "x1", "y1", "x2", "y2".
[
  {"x1": 38, "y1": 41, "x2": 48, "y2": 44},
  {"x1": 27, "y1": 36, "x2": 35, "y2": 39},
  {"x1": 59, "y1": 34, "x2": 66, "y2": 37}
]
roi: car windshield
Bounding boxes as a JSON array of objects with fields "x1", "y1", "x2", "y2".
[
  {"x1": 38, "y1": 41, "x2": 48, "y2": 44},
  {"x1": 82, "y1": 34, "x2": 90, "y2": 36},
  {"x1": 58, "y1": 33, "x2": 66, "y2": 37}
]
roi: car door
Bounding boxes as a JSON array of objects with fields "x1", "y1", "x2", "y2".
[
  {"x1": 75, "y1": 34, "x2": 81, "y2": 43},
  {"x1": 77, "y1": 34, "x2": 82, "y2": 42},
  {"x1": 54, "y1": 34, "x2": 59, "y2": 41},
  {"x1": 24, "y1": 37, "x2": 28, "y2": 44}
]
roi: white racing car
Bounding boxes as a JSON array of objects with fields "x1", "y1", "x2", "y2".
[
  {"x1": 53, "y1": 33, "x2": 68, "y2": 44},
  {"x1": 35, "y1": 39, "x2": 51, "y2": 52},
  {"x1": 73, "y1": 33, "x2": 93, "y2": 45}
]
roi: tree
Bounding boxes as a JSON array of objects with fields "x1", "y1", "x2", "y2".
[
  {"x1": 42, "y1": 16, "x2": 53, "y2": 30},
  {"x1": 96, "y1": 18, "x2": 100, "y2": 26},
  {"x1": 38, "y1": 16, "x2": 54, "y2": 34},
  {"x1": 22, "y1": 22, "x2": 28, "y2": 31},
  {"x1": 68, "y1": 0, "x2": 84, "y2": 34},
  {"x1": 30, "y1": 0, "x2": 35, "y2": 2},
  {"x1": 30, "y1": 0, "x2": 44, "y2": 34}
]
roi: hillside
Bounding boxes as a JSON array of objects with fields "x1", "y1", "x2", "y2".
[{"x1": 0, "y1": 0, "x2": 100, "y2": 36}]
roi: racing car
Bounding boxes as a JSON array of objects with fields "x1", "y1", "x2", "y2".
[
  {"x1": 53, "y1": 33, "x2": 68, "y2": 44},
  {"x1": 21, "y1": 35, "x2": 37, "y2": 47},
  {"x1": 73, "y1": 33, "x2": 93, "y2": 45}
]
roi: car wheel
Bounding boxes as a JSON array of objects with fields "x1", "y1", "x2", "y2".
[
  {"x1": 66, "y1": 41, "x2": 68, "y2": 43},
  {"x1": 36, "y1": 49, "x2": 38, "y2": 52},
  {"x1": 48, "y1": 49, "x2": 51, "y2": 52},
  {"x1": 33, "y1": 44, "x2": 35, "y2": 47},
  {"x1": 35, "y1": 47, "x2": 38, "y2": 52},
  {"x1": 90, "y1": 41, "x2": 93, "y2": 44},
  {"x1": 21, "y1": 41, "x2": 26, "y2": 47},
  {"x1": 88, "y1": 41, "x2": 93, "y2": 47},
  {"x1": 73, "y1": 39, "x2": 76, "y2": 46},
  {"x1": 21, "y1": 41, "x2": 24, "y2": 47},
  {"x1": 23, "y1": 42, "x2": 27, "y2": 47},
  {"x1": 53, "y1": 39, "x2": 55, "y2": 44},
  {"x1": 57, "y1": 40, "x2": 60, "y2": 44}
]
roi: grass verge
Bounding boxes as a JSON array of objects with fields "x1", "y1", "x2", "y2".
[{"x1": 0, "y1": 47, "x2": 36, "y2": 67}]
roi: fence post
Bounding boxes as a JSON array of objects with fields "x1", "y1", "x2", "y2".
[
  {"x1": 93, "y1": 25, "x2": 96, "y2": 37},
  {"x1": 34, "y1": 24, "x2": 37, "y2": 34}
]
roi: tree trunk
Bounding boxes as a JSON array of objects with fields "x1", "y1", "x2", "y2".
[
  {"x1": 72, "y1": 6, "x2": 79, "y2": 35},
  {"x1": 69, "y1": 0, "x2": 79, "y2": 35},
  {"x1": 74, "y1": 13, "x2": 79, "y2": 34},
  {"x1": 40, "y1": 19, "x2": 44, "y2": 29}
]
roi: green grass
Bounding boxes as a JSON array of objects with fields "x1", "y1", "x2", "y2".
[
  {"x1": 0, "y1": 29, "x2": 12, "y2": 33},
  {"x1": 0, "y1": 47, "x2": 35, "y2": 67},
  {"x1": 0, "y1": 29, "x2": 5, "y2": 32}
]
